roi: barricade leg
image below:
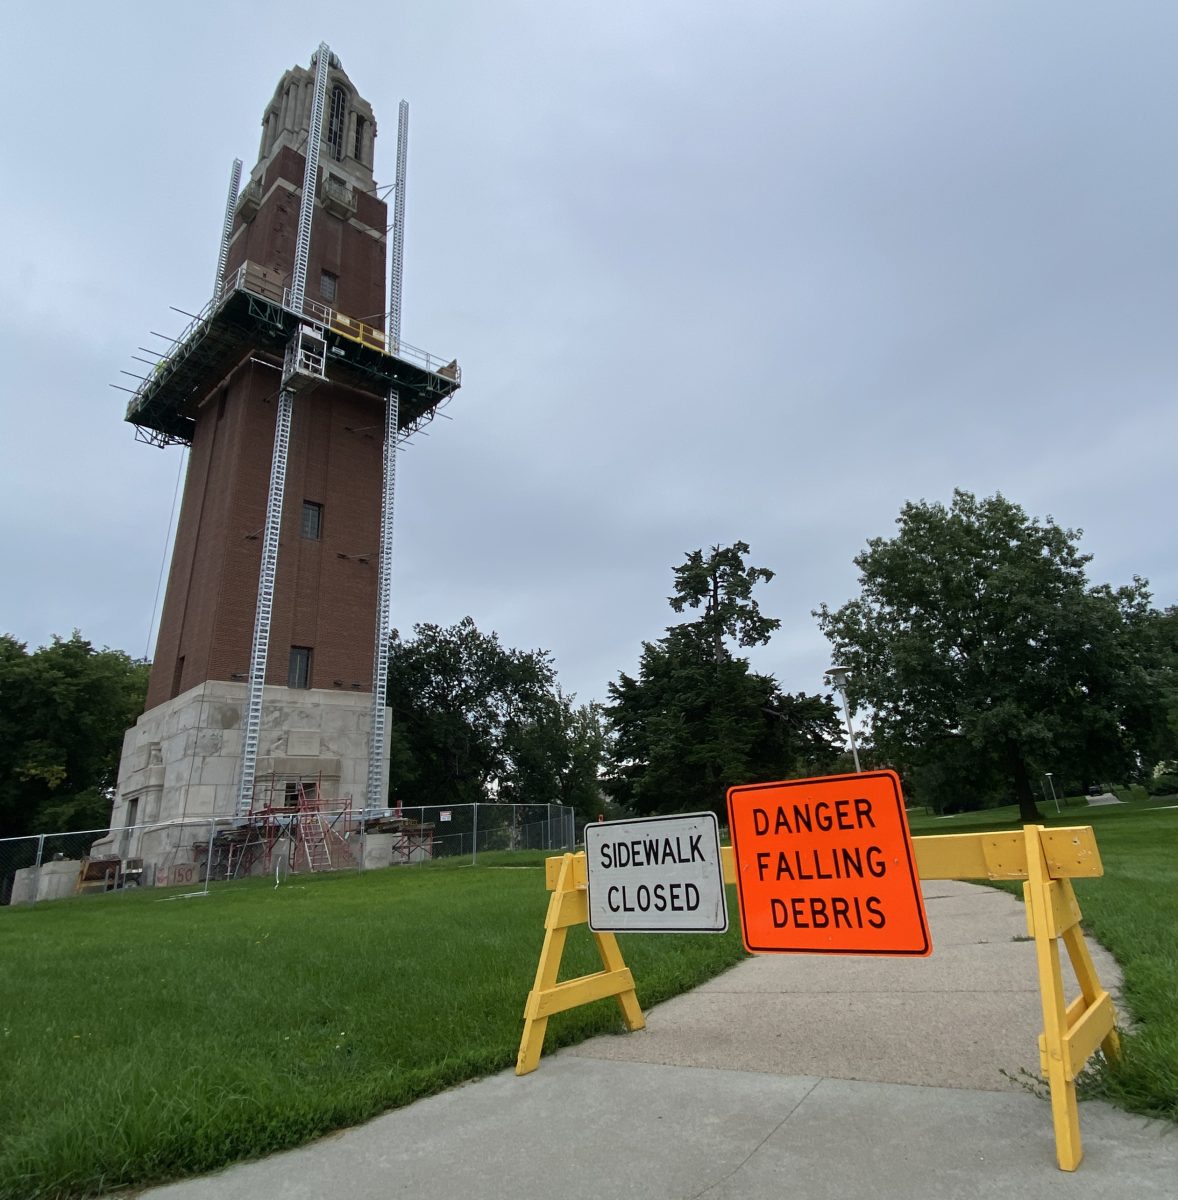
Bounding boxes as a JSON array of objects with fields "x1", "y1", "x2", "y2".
[
  {"x1": 517, "y1": 855, "x2": 573, "y2": 1076},
  {"x1": 592, "y1": 929, "x2": 646, "y2": 1033},
  {"x1": 1060, "y1": 911, "x2": 1122, "y2": 1068},
  {"x1": 1023, "y1": 824, "x2": 1111, "y2": 1172},
  {"x1": 516, "y1": 853, "x2": 644, "y2": 1075}
]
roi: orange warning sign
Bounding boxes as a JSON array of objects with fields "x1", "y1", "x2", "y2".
[{"x1": 727, "y1": 771, "x2": 931, "y2": 957}]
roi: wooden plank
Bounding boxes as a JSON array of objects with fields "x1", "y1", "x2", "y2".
[
  {"x1": 1041, "y1": 828, "x2": 1103, "y2": 878},
  {"x1": 1045, "y1": 880, "x2": 1083, "y2": 939},
  {"x1": 546, "y1": 827, "x2": 1101, "y2": 889},
  {"x1": 550, "y1": 886, "x2": 589, "y2": 929},
  {"x1": 523, "y1": 968, "x2": 636, "y2": 1020},
  {"x1": 1064, "y1": 993, "x2": 1116, "y2": 1082},
  {"x1": 913, "y1": 832, "x2": 1024, "y2": 879},
  {"x1": 594, "y1": 931, "x2": 647, "y2": 1031},
  {"x1": 545, "y1": 853, "x2": 587, "y2": 890}
]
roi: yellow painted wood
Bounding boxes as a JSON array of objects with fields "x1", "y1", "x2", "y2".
[
  {"x1": 1063, "y1": 993, "x2": 1087, "y2": 1026},
  {"x1": 545, "y1": 853, "x2": 588, "y2": 889},
  {"x1": 565, "y1": 828, "x2": 1100, "y2": 888},
  {"x1": 908, "y1": 831, "x2": 1022, "y2": 879},
  {"x1": 1042, "y1": 879, "x2": 1083, "y2": 939},
  {"x1": 1040, "y1": 828, "x2": 1104, "y2": 879},
  {"x1": 1060, "y1": 920, "x2": 1122, "y2": 1067},
  {"x1": 683, "y1": 829, "x2": 1102, "y2": 889},
  {"x1": 524, "y1": 968, "x2": 636, "y2": 1019},
  {"x1": 517, "y1": 853, "x2": 644, "y2": 1075},
  {"x1": 593, "y1": 930, "x2": 646, "y2": 1031},
  {"x1": 530, "y1": 823, "x2": 1118, "y2": 1175},
  {"x1": 1064, "y1": 993, "x2": 1117, "y2": 1082},
  {"x1": 1024, "y1": 825, "x2": 1083, "y2": 1171},
  {"x1": 516, "y1": 853, "x2": 576, "y2": 1076},
  {"x1": 907, "y1": 827, "x2": 1102, "y2": 881},
  {"x1": 550, "y1": 886, "x2": 589, "y2": 929}
]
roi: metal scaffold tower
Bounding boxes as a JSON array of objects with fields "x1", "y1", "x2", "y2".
[
  {"x1": 237, "y1": 42, "x2": 332, "y2": 817},
  {"x1": 388, "y1": 100, "x2": 409, "y2": 355},
  {"x1": 213, "y1": 159, "x2": 243, "y2": 301},
  {"x1": 367, "y1": 100, "x2": 410, "y2": 812}
]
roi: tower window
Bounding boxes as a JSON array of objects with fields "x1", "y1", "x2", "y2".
[
  {"x1": 288, "y1": 647, "x2": 312, "y2": 690},
  {"x1": 353, "y1": 116, "x2": 366, "y2": 163},
  {"x1": 327, "y1": 86, "x2": 347, "y2": 161},
  {"x1": 319, "y1": 271, "x2": 337, "y2": 303},
  {"x1": 301, "y1": 501, "x2": 323, "y2": 539}
]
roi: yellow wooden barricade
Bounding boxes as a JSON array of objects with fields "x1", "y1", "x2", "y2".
[{"x1": 517, "y1": 824, "x2": 1120, "y2": 1172}]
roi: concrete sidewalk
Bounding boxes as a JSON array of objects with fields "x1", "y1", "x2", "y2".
[{"x1": 139, "y1": 881, "x2": 1176, "y2": 1199}]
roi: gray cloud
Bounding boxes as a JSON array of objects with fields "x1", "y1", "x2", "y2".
[{"x1": 3, "y1": 0, "x2": 1176, "y2": 710}]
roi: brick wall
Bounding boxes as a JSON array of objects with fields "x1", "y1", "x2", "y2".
[{"x1": 146, "y1": 145, "x2": 391, "y2": 709}]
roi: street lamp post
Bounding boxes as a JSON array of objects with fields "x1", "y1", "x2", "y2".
[
  {"x1": 1044, "y1": 772, "x2": 1060, "y2": 814},
  {"x1": 826, "y1": 665, "x2": 862, "y2": 774}
]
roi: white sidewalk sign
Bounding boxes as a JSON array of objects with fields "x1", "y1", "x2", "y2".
[{"x1": 585, "y1": 812, "x2": 728, "y2": 933}]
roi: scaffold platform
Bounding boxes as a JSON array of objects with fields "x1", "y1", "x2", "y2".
[{"x1": 124, "y1": 261, "x2": 461, "y2": 448}]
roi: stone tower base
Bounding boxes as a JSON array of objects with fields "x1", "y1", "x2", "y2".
[{"x1": 96, "y1": 681, "x2": 389, "y2": 868}]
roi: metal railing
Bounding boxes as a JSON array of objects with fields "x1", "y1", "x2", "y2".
[{"x1": 126, "y1": 262, "x2": 461, "y2": 424}]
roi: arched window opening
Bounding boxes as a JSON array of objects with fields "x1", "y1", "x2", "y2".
[
  {"x1": 353, "y1": 116, "x2": 367, "y2": 164},
  {"x1": 326, "y1": 86, "x2": 347, "y2": 161}
]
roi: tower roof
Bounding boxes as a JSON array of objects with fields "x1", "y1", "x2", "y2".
[{"x1": 255, "y1": 52, "x2": 378, "y2": 193}]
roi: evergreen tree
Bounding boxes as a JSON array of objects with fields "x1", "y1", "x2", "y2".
[{"x1": 607, "y1": 544, "x2": 840, "y2": 818}]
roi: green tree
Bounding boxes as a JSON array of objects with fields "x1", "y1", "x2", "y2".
[
  {"x1": 386, "y1": 618, "x2": 603, "y2": 815},
  {"x1": 1129, "y1": 605, "x2": 1178, "y2": 773},
  {"x1": 552, "y1": 699, "x2": 609, "y2": 828},
  {"x1": 0, "y1": 632, "x2": 149, "y2": 837},
  {"x1": 669, "y1": 541, "x2": 781, "y2": 662},
  {"x1": 607, "y1": 544, "x2": 841, "y2": 818},
  {"x1": 815, "y1": 490, "x2": 1160, "y2": 822}
]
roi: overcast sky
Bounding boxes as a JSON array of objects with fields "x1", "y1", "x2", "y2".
[{"x1": 3, "y1": 1, "x2": 1177, "y2": 708}]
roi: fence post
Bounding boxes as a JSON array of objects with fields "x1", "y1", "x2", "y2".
[
  {"x1": 203, "y1": 817, "x2": 216, "y2": 894},
  {"x1": 32, "y1": 834, "x2": 46, "y2": 907},
  {"x1": 472, "y1": 802, "x2": 479, "y2": 866}
]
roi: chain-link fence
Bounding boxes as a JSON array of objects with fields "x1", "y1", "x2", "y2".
[
  {"x1": 395, "y1": 803, "x2": 577, "y2": 861},
  {"x1": 0, "y1": 802, "x2": 576, "y2": 906}
]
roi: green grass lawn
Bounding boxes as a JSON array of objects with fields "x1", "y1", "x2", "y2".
[
  {"x1": 3, "y1": 800, "x2": 1174, "y2": 1198},
  {"x1": 0, "y1": 855, "x2": 747, "y2": 1200},
  {"x1": 908, "y1": 794, "x2": 1178, "y2": 1122}
]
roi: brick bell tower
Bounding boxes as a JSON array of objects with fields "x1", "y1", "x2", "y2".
[{"x1": 105, "y1": 45, "x2": 459, "y2": 868}]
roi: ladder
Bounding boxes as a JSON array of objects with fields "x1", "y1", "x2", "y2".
[
  {"x1": 368, "y1": 101, "x2": 410, "y2": 812},
  {"x1": 295, "y1": 788, "x2": 333, "y2": 872},
  {"x1": 213, "y1": 158, "x2": 243, "y2": 302},
  {"x1": 236, "y1": 387, "x2": 292, "y2": 814},
  {"x1": 386, "y1": 100, "x2": 409, "y2": 354},
  {"x1": 289, "y1": 44, "x2": 331, "y2": 309},
  {"x1": 235, "y1": 43, "x2": 332, "y2": 817},
  {"x1": 367, "y1": 388, "x2": 399, "y2": 811}
]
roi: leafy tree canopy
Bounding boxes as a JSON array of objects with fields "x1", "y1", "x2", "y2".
[
  {"x1": 815, "y1": 490, "x2": 1163, "y2": 820},
  {"x1": 608, "y1": 543, "x2": 841, "y2": 818},
  {"x1": 669, "y1": 541, "x2": 781, "y2": 661},
  {"x1": 0, "y1": 632, "x2": 149, "y2": 838},
  {"x1": 387, "y1": 617, "x2": 606, "y2": 825}
]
